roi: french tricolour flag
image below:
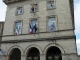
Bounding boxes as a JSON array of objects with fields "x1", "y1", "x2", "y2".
[{"x1": 30, "y1": 25, "x2": 33, "y2": 34}]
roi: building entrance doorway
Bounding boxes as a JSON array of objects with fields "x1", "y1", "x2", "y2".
[
  {"x1": 9, "y1": 48, "x2": 21, "y2": 60},
  {"x1": 46, "y1": 46, "x2": 62, "y2": 60},
  {"x1": 27, "y1": 47, "x2": 40, "y2": 60}
]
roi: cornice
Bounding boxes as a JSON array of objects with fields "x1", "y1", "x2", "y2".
[
  {"x1": 1, "y1": 35, "x2": 76, "y2": 43},
  {"x1": 3, "y1": 0, "x2": 25, "y2": 5}
]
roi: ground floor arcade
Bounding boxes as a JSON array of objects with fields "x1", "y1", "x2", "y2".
[
  {"x1": 1, "y1": 38, "x2": 80, "y2": 60},
  {"x1": 8, "y1": 46, "x2": 62, "y2": 60}
]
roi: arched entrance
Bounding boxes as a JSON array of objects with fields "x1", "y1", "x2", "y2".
[
  {"x1": 9, "y1": 48, "x2": 21, "y2": 60},
  {"x1": 46, "y1": 46, "x2": 62, "y2": 60},
  {"x1": 27, "y1": 47, "x2": 40, "y2": 60}
]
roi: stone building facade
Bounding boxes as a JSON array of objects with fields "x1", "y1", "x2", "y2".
[
  {"x1": 0, "y1": 22, "x2": 4, "y2": 46},
  {"x1": 0, "y1": 22, "x2": 4, "y2": 60},
  {"x1": 0, "y1": 22, "x2": 4, "y2": 41},
  {"x1": 1, "y1": 0, "x2": 80, "y2": 60}
]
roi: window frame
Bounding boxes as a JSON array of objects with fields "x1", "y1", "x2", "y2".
[
  {"x1": 47, "y1": 16, "x2": 57, "y2": 32},
  {"x1": 47, "y1": 0, "x2": 56, "y2": 10},
  {"x1": 29, "y1": 18, "x2": 39, "y2": 34},
  {"x1": 30, "y1": 2, "x2": 39, "y2": 13},
  {"x1": 14, "y1": 20, "x2": 23, "y2": 35},
  {"x1": 16, "y1": 6, "x2": 24, "y2": 15}
]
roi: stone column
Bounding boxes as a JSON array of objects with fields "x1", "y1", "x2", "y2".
[
  {"x1": 40, "y1": 54, "x2": 46, "y2": 60},
  {"x1": 21, "y1": 55, "x2": 26, "y2": 60}
]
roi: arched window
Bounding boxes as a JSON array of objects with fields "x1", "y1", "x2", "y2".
[
  {"x1": 27, "y1": 47, "x2": 40, "y2": 60},
  {"x1": 46, "y1": 46, "x2": 62, "y2": 60},
  {"x1": 9, "y1": 48, "x2": 21, "y2": 60}
]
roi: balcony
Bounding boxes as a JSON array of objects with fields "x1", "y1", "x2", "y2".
[{"x1": 3, "y1": 0, "x2": 25, "y2": 5}]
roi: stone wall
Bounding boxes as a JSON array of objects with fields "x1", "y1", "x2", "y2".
[{"x1": 3, "y1": 0, "x2": 74, "y2": 36}]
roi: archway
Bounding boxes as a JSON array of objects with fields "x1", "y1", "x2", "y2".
[
  {"x1": 9, "y1": 48, "x2": 21, "y2": 60},
  {"x1": 27, "y1": 47, "x2": 40, "y2": 60},
  {"x1": 46, "y1": 46, "x2": 62, "y2": 60}
]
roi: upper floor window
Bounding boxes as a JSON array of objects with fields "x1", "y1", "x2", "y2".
[
  {"x1": 48, "y1": 17, "x2": 56, "y2": 32},
  {"x1": 47, "y1": 1, "x2": 54, "y2": 9},
  {"x1": 31, "y1": 3, "x2": 38, "y2": 12},
  {"x1": 30, "y1": 19, "x2": 38, "y2": 34},
  {"x1": 17, "y1": 7, "x2": 23, "y2": 15},
  {"x1": 14, "y1": 21, "x2": 22, "y2": 35}
]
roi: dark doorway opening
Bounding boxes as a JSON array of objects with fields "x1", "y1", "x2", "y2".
[
  {"x1": 9, "y1": 48, "x2": 21, "y2": 60},
  {"x1": 46, "y1": 46, "x2": 62, "y2": 60},
  {"x1": 27, "y1": 47, "x2": 40, "y2": 60}
]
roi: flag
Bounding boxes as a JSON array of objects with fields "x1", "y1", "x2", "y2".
[
  {"x1": 31, "y1": 7, "x2": 34, "y2": 12},
  {"x1": 15, "y1": 25, "x2": 21, "y2": 35},
  {"x1": 34, "y1": 3, "x2": 38, "y2": 12},
  {"x1": 15, "y1": 26, "x2": 18, "y2": 35},
  {"x1": 50, "y1": 24, "x2": 54, "y2": 31},
  {"x1": 15, "y1": 29, "x2": 18, "y2": 35},
  {"x1": 31, "y1": 3, "x2": 35, "y2": 12},
  {"x1": 51, "y1": 3, "x2": 53, "y2": 7},
  {"x1": 30, "y1": 24, "x2": 37, "y2": 34},
  {"x1": 33, "y1": 24, "x2": 37, "y2": 33},
  {"x1": 30, "y1": 25, "x2": 33, "y2": 34}
]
